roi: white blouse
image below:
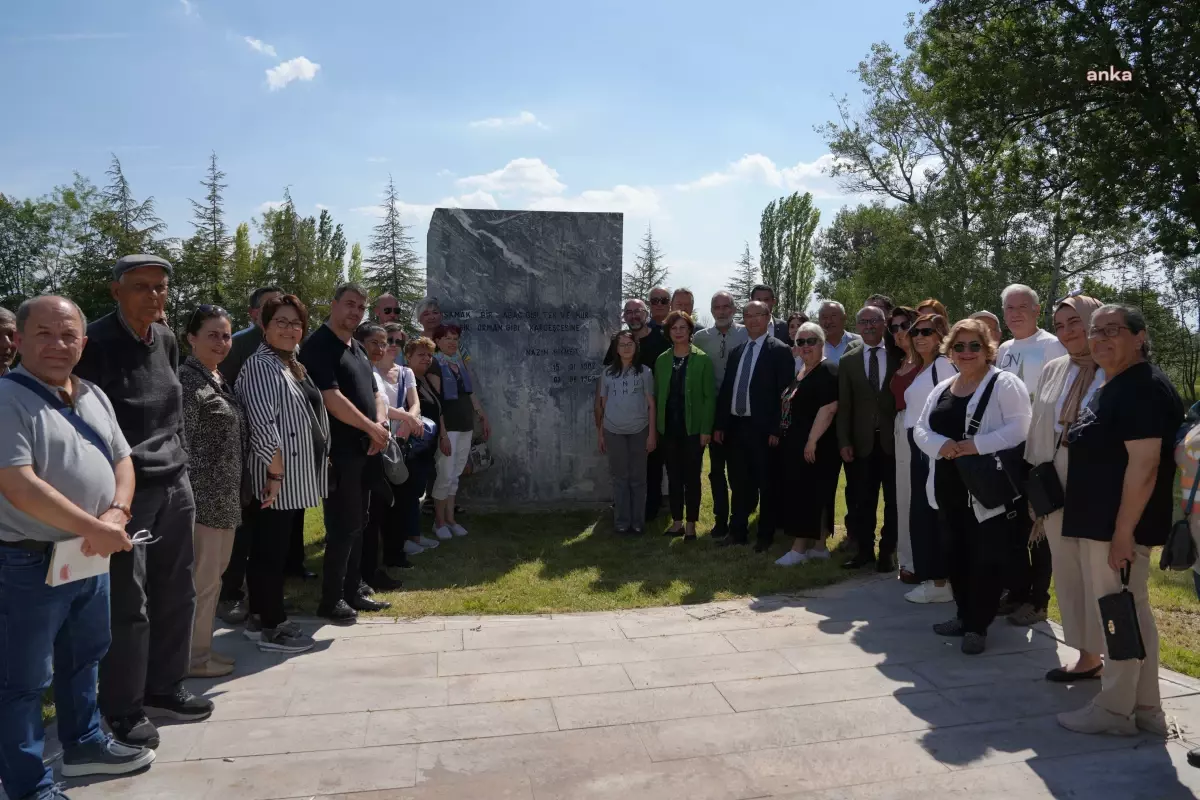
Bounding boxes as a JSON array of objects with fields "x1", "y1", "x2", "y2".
[{"x1": 903, "y1": 356, "x2": 955, "y2": 429}]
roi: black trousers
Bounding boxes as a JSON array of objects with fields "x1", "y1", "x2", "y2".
[
  {"x1": 708, "y1": 440, "x2": 731, "y2": 533},
  {"x1": 286, "y1": 510, "x2": 307, "y2": 574},
  {"x1": 320, "y1": 453, "x2": 371, "y2": 608},
  {"x1": 1006, "y1": 493, "x2": 1053, "y2": 609},
  {"x1": 220, "y1": 500, "x2": 308, "y2": 603},
  {"x1": 727, "y1": 418, "x2": 777, "y2": 547},
  {"x1": 846, "y1": 431, "x2": 898, "y2": 558},
  {"x1": 645, "y1": 446, "x2": 664, "y2": 521},
  {"x1": 247, "y1": 507, "x2": 296, "y2": 629},
  {"x1": 908, "y1": 429, "x2": 947, "y2": 581},
  {"x1": 664, "y1": 432, "x2": 704, "y2": 523},
  {"x1": 943, "y1": 504, "x2": 1013, "y2": 635},
  {"x1": 392, "y1": 456, "x2": 433, "y2": 560},
  {"x1": 99, "y1": 471, "x2": 196, "y2": 718}
]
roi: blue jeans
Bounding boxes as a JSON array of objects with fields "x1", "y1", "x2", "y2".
[{"x1": 0, "y1": 545, "x2": 111, "y2": 800}]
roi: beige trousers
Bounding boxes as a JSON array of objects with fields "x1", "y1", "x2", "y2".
[
  {"x1": 894, "y1": 415, "x2": 912, "y2": 572},
  {"x1": 190, "y1": 523, "x2": 236, "y2": 669}
]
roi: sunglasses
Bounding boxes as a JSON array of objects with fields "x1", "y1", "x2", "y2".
[
  {"x1": 387, "y1": 338, "x2": 404, "y2": 346},
  {"x1": 379, "y1": 306, "x2": 401, "y2": 315},
  {"x1": 952, "y1": 341, "x2": 984, "y2": 353},
  {"x1": 795, "y1": 336, "x2": 821, "y2": 347},
  {"x1": 912, "y1": 327, "x2": 937, "y2": 337},
  {"x1": 888, "y1": 320, "x2": 911, "y2": 333},
  {"x1": 649, "y1": 297, "x2": 670, "y2": 305}
]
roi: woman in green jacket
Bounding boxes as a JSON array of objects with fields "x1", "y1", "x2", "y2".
[{"x1": 655, "y1": 310, "x2": 715, "y2": 540}]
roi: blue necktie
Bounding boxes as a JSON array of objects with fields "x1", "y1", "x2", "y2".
[{"x1": 735, "y1": 340, "x2": 755, "y2": 416}]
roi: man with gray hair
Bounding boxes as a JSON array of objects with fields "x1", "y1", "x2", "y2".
[
  {"x1": 693, "y1": 291, "x2": 749, "y2": 537},
  {"x1": 818, "y1": 300, "x2": 861, "y2": 364},
  {"x1": 76, "y1": 254, "x2": 213, "y2": 749},
  {"x1": 647, "y1": 286, "x2": 672, "y2": 329}
]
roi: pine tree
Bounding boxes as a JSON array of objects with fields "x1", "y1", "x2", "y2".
[
  {"x1": 100, "y1": 154, "x2": 165, "y2": 255},
  {"x1": 725, "y1": 242, "x2": 758, "y2": 316},
  {"x1": 623, "y1": 223, "x2": 669, "y2": 299},
  {"x1": 188, "y1": 152, "x2": 232, "y2": 305},
  {"x1": 347, "y1": 242, "x2": 364, "y2": 285},
  {"x1": 364, "y1": 175, "x2": 422, "y2": 314}
]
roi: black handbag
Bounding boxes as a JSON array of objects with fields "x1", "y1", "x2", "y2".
[
  {"x1": 1161, "y1": 475, "x2": 1199, "y2": 571},
  {"x1": 1027, "y1": 434, "x2": 1065, "y2": 518},
  {"x1": 954, "y1": 374, "x2": 1025, "y2": 511},
  {"x1": 1098, "y1": 563, "x2": 1146, "y2": 661}
]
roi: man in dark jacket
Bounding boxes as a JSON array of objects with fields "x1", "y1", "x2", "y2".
[{"x1": 75, "y1": 254, "x2": 212, "y2": 750}]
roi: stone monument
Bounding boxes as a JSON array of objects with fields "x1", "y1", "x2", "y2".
[{"x1": 426, "y1": 208, "x2": 623, "y2": 508}]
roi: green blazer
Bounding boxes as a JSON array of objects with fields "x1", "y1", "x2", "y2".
[{"x1": 654, "y1": 345, "x2": 716, "y2": 436}]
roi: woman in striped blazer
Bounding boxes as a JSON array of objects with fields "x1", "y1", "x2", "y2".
[{"x1": 235, "y1": 294, "x2": 330, "y2": 653}]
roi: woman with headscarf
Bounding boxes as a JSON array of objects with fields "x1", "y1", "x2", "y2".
[{"x1": 1023, "y1": 296, "x2": 1104, "y2": 670}]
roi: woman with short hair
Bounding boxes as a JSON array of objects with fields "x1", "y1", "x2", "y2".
[
  {"x1": 429, "y1": 324, "x2": 487, "y2": 539},
  {"x1": 180, "y1": 305, "x2": 246, "y2": 677},
  {"x1": 1055, "y1": 304, "x2": 1183, "y2": 737},
  {"x1": 654, "y1": 311, "x2": 714, "y2": 540},
  {"x1": 404, "y1": 338, "x2": 449, "y2": 552},
  {"x1": 913, "y1": 318, "x2": 1031, "y2": 654},
  {"x1": 776, "y1": 322, "x2": 839, "y2": 565},
  {"x1": 235, "y1": 295, "x2": 327, "y2": 651},
  {"x1": 886, "y1": 306, "x2": 919, "y2": 583},
  {"x1": 598, "y1": 331, "x2": 657, "y2": 535},
  {"x1": 903, "y1": 313, "x2": 956, "y2": 604}
]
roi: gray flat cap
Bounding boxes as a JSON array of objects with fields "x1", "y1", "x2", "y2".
[{"x1": 113, "y1": 254, "x2": 173, "y2": 281}]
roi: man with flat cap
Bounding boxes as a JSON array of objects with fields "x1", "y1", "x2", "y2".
[{"x1": 75, "y1": 254, "x2": 213, "y2": 750}]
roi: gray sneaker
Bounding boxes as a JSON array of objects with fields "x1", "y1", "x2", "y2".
[
  {"x1": 61, "y1": 735, "x2": 156, "y2": 777},
  {"x1": 1007, "y1": 603, "x2": 1048, "y2": 626},
  {"x1": 259, "y1": 623, "x2": 316, "y2": 653},
  {"x1": 962, "y1": 632, "x2": 987, "y2": 655},
  {"x1": 217, "y1": 598, "x2": 248, "y2": 625}
]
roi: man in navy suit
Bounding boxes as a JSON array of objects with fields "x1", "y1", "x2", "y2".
[{"x1": 713, "y1": 301, "x2": 796, "y2": 551}]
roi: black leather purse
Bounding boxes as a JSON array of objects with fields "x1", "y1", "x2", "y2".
[
  {"x1": 1161, "y1": 476, "x2": 1199, "y2": 571},
  {"x1": 1027, "y1": 437, "x2": 1065, "y2": 518},
  {"x1": 954, "y1": 374, "x2": 1026, "y2": 512},
  {"x1": 1098, "y1": 563, "x2": 1146, "y2": 661}
]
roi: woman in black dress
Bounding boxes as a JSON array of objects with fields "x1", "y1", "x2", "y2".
[{"x1": 776, "y1": 322, "x2": 840, "y2": 566}]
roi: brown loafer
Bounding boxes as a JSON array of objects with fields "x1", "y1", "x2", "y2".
[
  {"x1": 188, "y1": 660, "x2": 234, "y2": 679},
  {"x1": 210, "y1": 651, "x2": 236, "y2": 666},
  {"x1": 898, "y1": 569, "x2": 920, "y2": 585}
]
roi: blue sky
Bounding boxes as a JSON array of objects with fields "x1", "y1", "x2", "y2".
[{"x1": 1, "y1": 0, "x2": 922, "y2": 316}]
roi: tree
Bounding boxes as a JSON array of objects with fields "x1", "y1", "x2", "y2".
[
  {"x1": 776, "y1": 192, "x2": 821, "y2": 315},
  {"x1": 0, "y1": 194, "x2": 51, "y2": 307},
  {"x1": 623, "y1": 223, "x2": 669, "y2": 300},
  {"x1": 364, "y1": 176, "x2": 422, "y2": 316},
  {"x1": 188, "y1": 152, "x2": 232, "y2": 306},
  {"x1": 725, "y1": 242, "x2": 758, "y2": 316},
  {"x1": 98, "y1": 154, "x2": 165, "y2": 256},
  {"x1": 225, "y1": 222, "x2": 257, "y2": 328},
  {"x1": 759, "y1": 202, "x2": 782, "y2": 292},
  {"x1": 347, "y1": 242, "x2": 364, "y2": 285},
  {"x1": 814, "y1": 202, "x2": 931, "y2": 313}
]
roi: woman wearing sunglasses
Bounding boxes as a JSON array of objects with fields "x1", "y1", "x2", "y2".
[
  {"x1": 775, "y1": 322, "x2": 839, "y2": 565},
  {"x1": 885, "y1": 307, "x2": 919, "y2": 584},
  {"x1": 913, "y1": 318, "x2": 1031, "y2": 654},
  {"x1": 902, "y1": 313, "x2": 955, "y2": 604}
]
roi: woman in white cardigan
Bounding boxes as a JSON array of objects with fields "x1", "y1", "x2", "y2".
[{"x1": 913, "y1": 318, "x2": 1032, "y2": 655}]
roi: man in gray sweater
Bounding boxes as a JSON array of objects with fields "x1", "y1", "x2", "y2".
[{"x1": 75, "y1": 254, "x2": 213, "y2": 750}]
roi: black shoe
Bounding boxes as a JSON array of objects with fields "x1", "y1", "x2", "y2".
[
  {"x1": 709, "y1": 524, "x2": 728, "y2": 539},
  {"x1": 683, "y1": 533, "x2": 697, "y2": 542},
  {"x1": 1188, "y1": 747, "x2": 1200, "y2": 768},
  {"x1": 1045, "y1": 664, "x2": 1103, "y2": 683},
  {"x1": 347, "y1": 595, "x2": 392, "y2": 612},
  {"x1": 144, "y1": 687, "x2": 214, "y2": 722},
  {"x1": 386, "y1": 559, "x2": 415, "y2": 571},
  {"x1": 961, "y1": 632, "x2": 987, "y2": 655},
  {"x1": 216, "y1": 598, "x2": 248, "y2": 625},
  {"x1": 753, "y1": 543, "x2": 772, "y2": 553},
  {"x1": 876, "y1": 553, "x2": 897, "y2": 573},
  {"x1": 317, "y1": 599, "x2": 358, "y2": 624},
  {"x1": 842, "y1": 555, "x2": 876, "y2": 570},
  {"x1": 372, "y1": 570, "x2": 404, "y2": 591},
  {"x1": 61, "y1": 735, "x2": 156, "y2": 778},
  {"x1": 716, "y1": 536, "x2": 747, "y2": 548},
  {"x1": 105, "y1": 713, "x2": 160, "y2": 749},
  {"x1": 664, "y1": 526, "x2": 684, "y2": 537},
  {"x1": 287, "y1": 568, "x2": 318, "y2": 580},
  {"x1": 933, "y1": 618, "x2": 966, "y2": 637},
  {"x1": 358, "y1": 580, "x2": 376, "y2": 597}
]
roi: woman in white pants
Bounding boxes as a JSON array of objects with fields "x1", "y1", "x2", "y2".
[
  {"x1": 886, "y1": 307, "x2": 920, "y2": 584},
  {"x1": 428, "y1": 324, "x2": 489, "y2": 540}
]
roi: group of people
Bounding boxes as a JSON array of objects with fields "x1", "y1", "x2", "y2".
[
  {"x1": 0, "y1": 255, "x2": 487, "y2": 800},
  {"x1": 597, "y1": 281, "x2": 1187, "y2": 739}
]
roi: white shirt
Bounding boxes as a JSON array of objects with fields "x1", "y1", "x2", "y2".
[
  {"x1": 1053, "y1": 364, "x2": 1106, "y2": 434},
  {"x1": 729, "y1": 332, "x2": 769, "y2": 416},
  {"x1": 903, "y1": 356, "x2": 955, "y2": 428},
  {"x1": 996, "y1": 330, "x2": 1067, "y2": 397},
  {"x1": 823, "y1": 331, "x2": 862, "y2": 364},
  {"x1": 861, "y1": 342, "x2": 886, "y2": 390}
]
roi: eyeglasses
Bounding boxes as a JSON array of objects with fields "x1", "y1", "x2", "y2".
[
  {"x1": 1088, "y1": 324, "x2": 1131, "y2": 339},
  {"x1": 912, "y1": 327, "x2": 937, "y2": 337},
  {"x1": 795, "y1": 337, "x2": 821, "y2": 347},
  {"x1": 271, "y1": 318, "x2": 304, "y2": 331},
  {"x1": 379, "y1": 307, "x2": 401, "y2": 315},
  {"x1": 649, "y1": 297, "x2": 670, "y2": 305},
  {"x1": 951, "y1": 341, "x2": 984, "y2": 353},
  {"x1": 387, "y1": 338, "x2": 405, "y2": 346},
  {"x1": 858, "y1": 319, "x2": 880, "y2": 327},
  {"x1": 888, "y1": 320, "x2": 911, "y2": 333}
]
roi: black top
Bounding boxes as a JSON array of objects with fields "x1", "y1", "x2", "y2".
[
  {"x1": 298, "y1": 323, "x2": 378, "y2": 456},
  {"x1": 667, "y1": 355, "x2": 689, "y2": 437},
  {"x1": 74, "y1": 312, "x2": 187, "y2": 482},
  {"x1": 929, "y1": 387, "x2": 972, "y2": 507},
  {"x1": 780, "y1": 360, "x2": 839, "y2": 458},
  {"x1": 219, "y1": 324, "x2": 263, "y2": 386},
  {"x1": 298, "y1": 372, "x2": 324, "y2": 419},
  {"x1": 440, "y1": 368, "x2": 475, "y2": 432},
  {"x1": 637, "y1": 327, "x2": 670, "y2": 372},
  {"x1": 1063, "y1": 362, "x2": 1184, "y2": 546},
  {"x1": 417, "y1": 375, "x2": 443, "y2": 424}
]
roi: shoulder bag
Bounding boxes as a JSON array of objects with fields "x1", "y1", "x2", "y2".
[
  {"x1": 1162, "y1": 472, "x2": 1200, "y2": 571},
  {"x1": 2, "y1": 373, "x2": 114, "y2": 464},
  {"x1": 1098, "y1": 563, "x2": 1146, "y2": 661},
  {"x1": 1027, "y1": 438, "x2": 1066, "y2": 518},
  {"x1": 954, "y1": 373, "x2": 1026, "y2": 512}
]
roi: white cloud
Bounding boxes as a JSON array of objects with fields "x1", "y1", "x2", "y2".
[
  {"x1": 529, "y1": 185, "x2": 661, "y2": 217},
  {"x1": 266, "y1": 56, "x2": 320, "y2": 91},
  {"x1": 315, "y1": 203, "x2": 330, "y2": 211},
  {"x1": 456, "y1": 158, "x2": 565, "y2": 196},
  {"x1": 257, "y1": 200, "x2": 285, "y2": 214},
  {"x1": 675, "y1": 153, "x2": 844, "y2": 198},
  {"x1": 244, "y1": 36, "x2": 276, "y2": 57},
  {"x1": 440, "y1": 191, "x2": 499, "y2": 210},
  {"x1": 179, "y1": 0, "x2": 197, "y2": 16},
  {"x1": 468, "y1": 111, "x2": 548, "y2": 130},
  {"x1": 365, "y1": 156, "x2": 389, "y2": 163}
]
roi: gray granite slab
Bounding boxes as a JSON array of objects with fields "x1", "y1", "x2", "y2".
[{"x1": 551, "y1": 684, "x2": 733, "y2": 729}]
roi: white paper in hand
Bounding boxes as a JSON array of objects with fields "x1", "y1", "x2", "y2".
[{"x1": 45, "y1": 537, "x2": 110, "y2": 587}]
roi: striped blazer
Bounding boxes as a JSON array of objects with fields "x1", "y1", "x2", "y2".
[{"x1": 235, "y1": 343, "x2": 330, "y2": 511}]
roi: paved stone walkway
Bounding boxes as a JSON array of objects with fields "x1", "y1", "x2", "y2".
[{"x1": 30, "y1": 576, "x2": 1200, "y2": 798}]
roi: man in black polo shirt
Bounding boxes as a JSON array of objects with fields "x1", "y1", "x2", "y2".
[{"x1": 299, "y1": 283, "x2": 392, "y2": 623}]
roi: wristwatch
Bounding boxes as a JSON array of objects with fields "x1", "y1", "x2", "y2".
[{"x1": 109, "y1": 502, "x2": 132, "y2": 521}]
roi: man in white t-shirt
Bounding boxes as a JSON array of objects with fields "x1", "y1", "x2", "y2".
[{"x1": 995, "y1": 283, "x2": 1066, "y2": 626}]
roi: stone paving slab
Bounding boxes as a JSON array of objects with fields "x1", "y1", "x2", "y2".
[{"x1": 13, "y1": 574, "x2": 1200, "y2": 800}]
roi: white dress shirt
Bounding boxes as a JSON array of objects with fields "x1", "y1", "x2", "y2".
[
  {"x1": 729, "y1": 332, "x2": 770, "y2": 417},
  {"x1": 861, "y1": 342, "x2": 886, "y2": 390}
]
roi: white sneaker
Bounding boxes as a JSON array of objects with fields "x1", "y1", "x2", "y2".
[
  {"x1": 775, "y1": 550, "x2": 809, "y2": 567},
  {"x1": 417, "y1": 536, "x2": 440, "y2": 549},
  {"x1": 905, "y1": 581, "x2": 954, "y2": 604},
  {"x1": 806, "y1": 549, "x2": 831, "y2": 561},
  {"x1": 435, "y1": 525, "x2": 453, "y2": 540},
  {"x1": 403, "y1": 540, "x2": 425, "y2": 556},
  {"x1": 450, "y1": 523, "x2": 469, "y2": 537}
]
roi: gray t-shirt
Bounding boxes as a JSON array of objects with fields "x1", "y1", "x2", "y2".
[
  {"x1": 0, "y1": 366, "x2": 131, "y2": 543},
  {"x1": 600, "y1": 365, "x2": 655, "y2": 435}
]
